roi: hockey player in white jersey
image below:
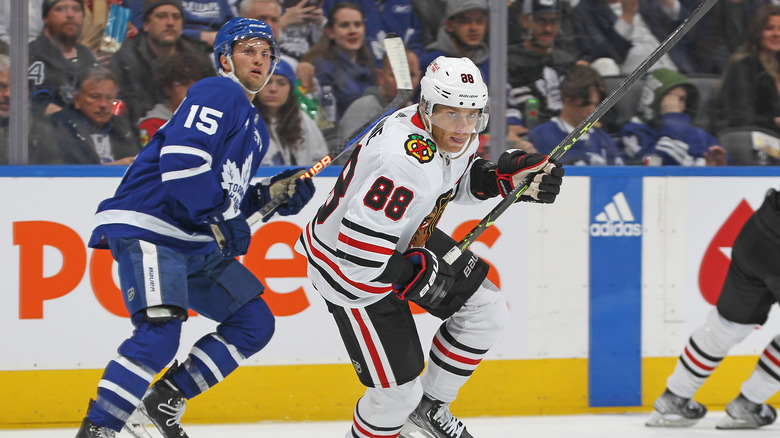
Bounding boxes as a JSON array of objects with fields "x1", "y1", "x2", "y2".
[
  {"x1": 74, "y1": 18, "x2": 315, "y2": 438},
  {"x1": 296, "y1": 56, "x2": 565, "y2": 438}
]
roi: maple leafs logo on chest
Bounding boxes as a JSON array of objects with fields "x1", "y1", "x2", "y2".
[
  {"x1": 220, "y1": 152, "x2": 254, "y2": 217},
  {"x1": 404, "y1": 134, "x2": 437, "y2": 163}
]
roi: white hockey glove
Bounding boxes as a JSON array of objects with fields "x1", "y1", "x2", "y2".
[{"x1": 497, "y1": 150, "x2": 564, "y2": 203}]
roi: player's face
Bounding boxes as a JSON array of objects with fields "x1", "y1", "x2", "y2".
[
  {"x1": 143, "y1": 5, "x2": 183, "y2": 47},
  {"x1": 256, "y1": 75, "x2": 291, "y2": 114},
  {"x1": 326, "y1": 7, "x2": 365, "y2": 53},
  {"x1": 447, "y1": 9, "x2": 488, "y2": 48},
  {"x1": 245, "y1": 2, "x2": 281, "y2": 37},
  {"x1": 761, "y1": 15, "x2": 780, "y2": 54},
  {"x1": 0, "y1": 69, "x2": 9, "y2": 119},
  {"x1": 74, "y1": 78, "x2": 118, "y2": 127},
  {"x1": 44, "y1": 0, "x2": 84, "y2": 43},
  {"x1": 224, "y1": 38, "x2": 274, "y2": 92},
  {"x1": 429, "y1": 104, "x2": 481, "y2": 154}
]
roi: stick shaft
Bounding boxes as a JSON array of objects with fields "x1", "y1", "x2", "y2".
[
  {"x1": 443, "y1": 0, "x2": 719, "y2": 264},
  {"x1": 244, "y1": 34, "x2": 413, "y2": 228}
]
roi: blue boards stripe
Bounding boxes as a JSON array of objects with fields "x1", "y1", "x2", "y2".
[{"x1": 589, "y1": 175, "x2": 642, "y2": 406}]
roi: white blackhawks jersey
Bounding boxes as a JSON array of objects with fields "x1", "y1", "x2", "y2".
[{"x1": 295, "y1": 105, "x2": 484, "y2": 308}]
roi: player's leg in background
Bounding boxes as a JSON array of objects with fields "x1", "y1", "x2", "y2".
[
  {"x1": 716, "y1": 333, "x2": 780, "y2": 429},
  {"x1": 77, "y1": 238, "x2": 187, "y2": 437},
  {"x1": 645, "y1": 308, "x2": 754, "y2": 428},
  {"x1": 326, "y1": 295, "x2": 426, "y2": 438}
]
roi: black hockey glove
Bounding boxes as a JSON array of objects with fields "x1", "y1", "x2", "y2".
[
  {"x1": 392, "y1": 247, "x2": 454, "y2": 307},
  {"x1": 497, "y1": 150, "x2": 564, "y2": 203},
  {"x1": 249, "y1": 168, "x2": 316, "y2": 221}
]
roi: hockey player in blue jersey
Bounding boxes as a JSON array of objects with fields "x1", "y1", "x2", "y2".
[{"x1": 75, "y1": 17, "x2": 315, "y2": 438}]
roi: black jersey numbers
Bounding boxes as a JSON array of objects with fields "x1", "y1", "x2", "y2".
[{"x1": 363, "y1": 177, "x2": 413, "y2": 221}]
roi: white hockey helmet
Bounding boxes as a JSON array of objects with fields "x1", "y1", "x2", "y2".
[{"x1": 419, "y1": 56, "x2": 489, "y2": 134}]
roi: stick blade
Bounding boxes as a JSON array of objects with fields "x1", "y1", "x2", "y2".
[{"x1": 384, "y1": 34, "x2": 413, "y2": 91}]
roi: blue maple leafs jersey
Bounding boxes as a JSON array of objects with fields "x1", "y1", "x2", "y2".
[{"x1": 89, "y1": 77, "x2": 270, "y2": 255}]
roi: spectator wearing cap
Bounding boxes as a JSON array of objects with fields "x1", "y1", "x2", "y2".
[
  {"x1": 571, "y1": 0, "x2": 697, "y2": 75},
  {"x1": 254, "y1": 59, "x2": 328, "y2": 166},
  {"x1": 109, "y1": 0, "x2": 215, "y2": 125},
  {"x1": 30, "y1": 66, "x2": 141, "y2": 165},
  {"x1": 29, "y1": 0, "x2": 98, "y2": 114},
  {"x1": 620, "y1": 68, "x2": 727, "y2": 165},
  {"x1": 419, "y1": 0, "x2": 490, "y2": 85},
  {"x1": 123, "y1": 0, "x2": 235, "y2": 46},
  {"x1": 529, "y1": 64, "x2": 624, "y2": 165},
  {"x1": 138, "y1": 51, "x2": 215, "y2": 146},
  {"x1": 506, "y1": 0, "x2": 577, "y2": 134}
]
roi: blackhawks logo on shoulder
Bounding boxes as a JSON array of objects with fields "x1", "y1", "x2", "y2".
[{"x1": 405, "y1": 134, "x2": 437, "y2": 163}]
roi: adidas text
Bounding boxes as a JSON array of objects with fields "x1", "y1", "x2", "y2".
[{"x1": 589, "y1": 221, "x2": 642, "y2": 237}]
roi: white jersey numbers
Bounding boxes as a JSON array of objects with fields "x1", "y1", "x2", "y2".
[{"x1": 183, "y1": 104, "x2": 224, "y2": 135}]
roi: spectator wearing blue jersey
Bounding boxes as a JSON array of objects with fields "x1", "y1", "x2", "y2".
[
  {"x1": 529, "y1": 64, "x2": 624, "y2": 165},
  {"x1": 322, "y1": 0, "x2": 424, "y2": 63},
  {"x1": 419, "y1": 0, "x2": 489, "y2": 86},
  {"x1": 301, "y1": 2, "x2": 376, "y2": 121},
  {"x1": 621, "y1": 68, "x2": 727, "y2": 166},
  {"x1": 74, "y1": 18, "x2": 315, "y2": 438}
]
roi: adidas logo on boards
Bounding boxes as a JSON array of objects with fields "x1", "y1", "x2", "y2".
[{"x1": 590, "y1": 192, "x2": 642, "y2": 237}]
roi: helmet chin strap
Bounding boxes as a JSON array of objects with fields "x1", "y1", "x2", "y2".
[{"x1": 218, "y1": 55, "x2": 265, "y2": 96}]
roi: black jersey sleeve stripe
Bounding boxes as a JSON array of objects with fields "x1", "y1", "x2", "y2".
[
  {"x1": 336, "y1": 249, "x2": 386, "y2": 268},
  {"x1": 342, "y1": 217, "x2": 400, "y2": 244}
]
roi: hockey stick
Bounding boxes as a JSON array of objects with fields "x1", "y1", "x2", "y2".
[
  {"x1": 242, "y1": 32, "x2": 414, "y2": 229},
  {"x1": 442, "y1": 0, "x2": 718, "y2": 264},
  {"x1": 211, "y1": 33, "x2": 413, "y2": 247}
]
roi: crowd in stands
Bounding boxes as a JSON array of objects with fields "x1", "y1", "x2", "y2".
[{"x1": 2, "y1": 0, "x2": 780, "y2": 166}]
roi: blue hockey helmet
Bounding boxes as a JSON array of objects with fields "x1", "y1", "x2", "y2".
[{"x1": 213, "y1": 17, "x2": 278, "y2": 69}]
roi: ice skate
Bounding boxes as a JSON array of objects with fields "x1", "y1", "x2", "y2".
[
  {"x1": 135, "y1": 363, "x2": 189, "y2": 438},
  {"x1": 75, "y1": 399, "x2": 117, "y2": 438},
  {"x1": 122, "y1": 408, "x2": 154, "y2": 438},
  {"x1": 716, "y1": 393, "x2": 777, "y2": 429},
  {"x1": 645, "y1": 389, "x2": 707, "y2": 427},
  {"x1": 399, "y1": 395, "x2": 473, "y2": 438},
  {"x1": 75, "y1": 416, "x2": 116, "y2": 438}
]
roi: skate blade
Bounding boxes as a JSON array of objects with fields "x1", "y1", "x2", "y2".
[
  {"x1": 716, "y1": 415, "x2": 762, "y2": 430},
  {"x1": 398, "y1": 422, "x2": 436, "y2": 438},
  {"x1": 122, "y1": 409, "x2": 155, "y2": 438},
  {"x1": 645, "y1": 410, "x2": 700, "y2": 428}
]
